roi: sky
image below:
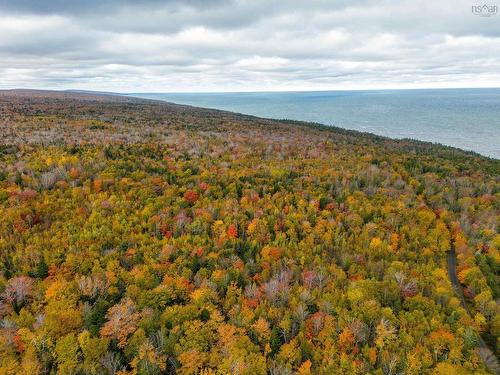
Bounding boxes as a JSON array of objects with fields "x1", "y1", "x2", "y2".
[{"x1": 0, "y1": 0, "x2": 499, "y2": 92}]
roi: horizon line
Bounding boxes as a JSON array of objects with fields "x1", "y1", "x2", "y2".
[{"x1": 3, "y1": 86, "x2": 500, "y2": 95}]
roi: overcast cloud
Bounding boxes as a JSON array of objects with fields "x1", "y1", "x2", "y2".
[{"x1": 0, "y1": 0, "x2": 499, "y2": 92}]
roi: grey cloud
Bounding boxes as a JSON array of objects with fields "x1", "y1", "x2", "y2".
[
  {"x1": 0, "y1": 0, "x2": 226, "y2": 15},
  {"x1": 0, "y1": 0, "x2": 499, "y2": 91}
]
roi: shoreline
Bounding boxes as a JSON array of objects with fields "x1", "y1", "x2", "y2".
[
  {"x1": 1, "y1": 88, "x2": 499, "y2": 162},
  {"x1": 125, "y1": 90, "x2": 500, "y2": 160}
]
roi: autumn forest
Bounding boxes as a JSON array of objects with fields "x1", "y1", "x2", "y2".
[{"x1": 0, "y1": 90, "x2": 498, "y2": 375}]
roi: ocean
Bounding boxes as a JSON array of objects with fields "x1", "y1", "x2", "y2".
[{"x1": 129, "y1": 88, "x2": 500, "y2": 159}]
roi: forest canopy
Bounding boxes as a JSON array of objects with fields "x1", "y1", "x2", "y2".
[{"x1": 0, "y1": 90, "x2": 498, "y2": 374}]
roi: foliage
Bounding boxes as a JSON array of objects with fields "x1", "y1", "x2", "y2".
[{"x1": 0, "y1": 91, "x2": 498, "y2": 374}]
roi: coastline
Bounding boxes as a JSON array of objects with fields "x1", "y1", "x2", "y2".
[{"x1": 125, "y1": 89, "x2": 500, "y2": 159}]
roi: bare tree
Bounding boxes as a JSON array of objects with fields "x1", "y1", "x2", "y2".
[{"x1": 2, "y1": 276, "x2": 33, "y2": 312}]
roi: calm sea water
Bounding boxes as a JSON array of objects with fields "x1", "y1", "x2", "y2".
[{"x1": 129, "y1": 89, "x2": 500, "y2": 159}]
